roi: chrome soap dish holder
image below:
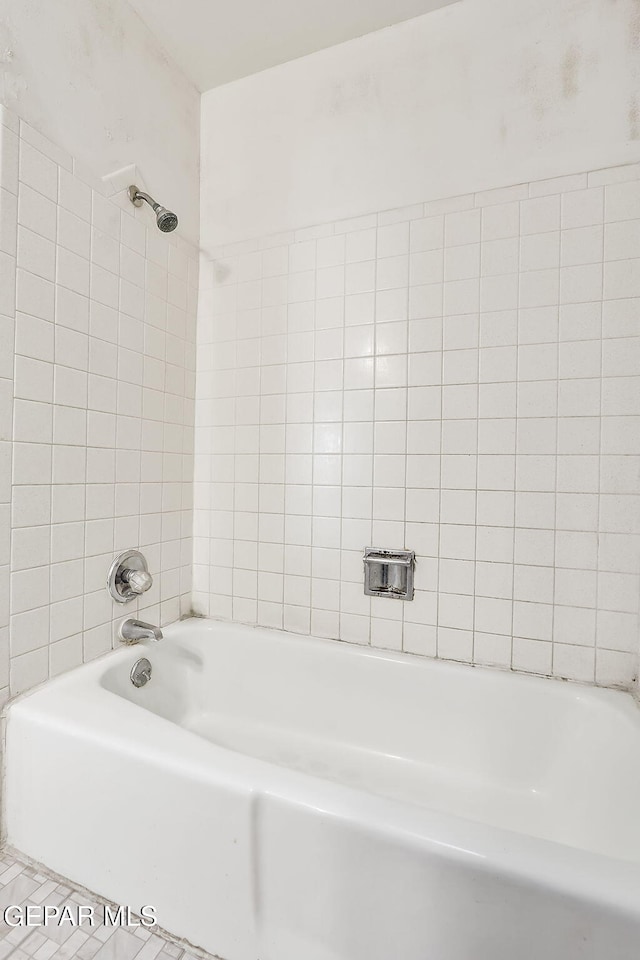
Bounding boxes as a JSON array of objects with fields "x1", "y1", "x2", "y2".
[{"x1": 363, "y1": 547, "x2": 415, "y2": 601}]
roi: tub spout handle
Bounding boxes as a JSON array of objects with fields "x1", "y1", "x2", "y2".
[{"x1": 119, "y1": 619, "x2": 163, "y2": 644}]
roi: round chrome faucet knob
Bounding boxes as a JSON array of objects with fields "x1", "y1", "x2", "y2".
[
  {"x1": 125, "y1": 569, "x2": 153, "y2": 595},
  {"x1": 107, "y1": 550, "x2": 154, "y2": 604}
]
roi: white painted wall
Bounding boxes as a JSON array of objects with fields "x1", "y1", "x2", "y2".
[
  {"x1": 0, "y1": 0, "x2": 200, "y2": 243},
  {"x1": 201, "y1": 0, "x2": 640, "y2": 249}
]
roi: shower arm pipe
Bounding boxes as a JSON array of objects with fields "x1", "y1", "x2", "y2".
[
  {"x1": 134, "y1": 189, "x2": 155, "y2": 208},
  {"x1": 129, "y1": 186, "x2": 161, "y2": 212}
]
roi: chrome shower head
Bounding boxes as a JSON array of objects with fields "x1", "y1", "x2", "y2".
[
  {"x1": 155, "y1": 207, "x2": 178, "y2": 233},
  {"x1": 128, "y1": 185, "x2": 178, "y2": 233}
]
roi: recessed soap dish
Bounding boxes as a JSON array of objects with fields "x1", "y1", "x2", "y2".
[{"x1": 363, "y1": 547, "x2": 415, "y2": 600}]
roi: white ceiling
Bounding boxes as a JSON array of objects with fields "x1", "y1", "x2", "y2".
[{"x1": 127, "y1": 0, "x2": 458, "y2": 92}]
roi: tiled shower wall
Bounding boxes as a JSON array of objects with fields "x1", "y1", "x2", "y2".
[
  {"x1": 0, "y1": 103, "x2": 197, "y2": 704},
  {"x1": 194, "y1": 164, "x2": 640, "y2": 689}
]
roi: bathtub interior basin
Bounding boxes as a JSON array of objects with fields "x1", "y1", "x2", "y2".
[{"x1": 98, "y1": 619, "x2": 640, "y2": 864}]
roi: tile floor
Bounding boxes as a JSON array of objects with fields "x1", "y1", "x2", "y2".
[{"x1": 0, "y1": 850, "x2": 218, "y2": 960}]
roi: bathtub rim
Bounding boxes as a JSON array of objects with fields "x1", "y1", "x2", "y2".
[{"x1": 6, "y1": 614, "x2": 639, "y2": 717}]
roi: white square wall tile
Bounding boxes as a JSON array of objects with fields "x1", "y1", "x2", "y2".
[
  {"x1": 561, "y1": 188, "x2": 603, "y2": 229},
  {"x1": 0, "y1": 106, "x2": 198, "y2": 698},
  {"x1": 520, "y1": 196, "x2": 560, "y2": 235},
  {"x1": 0, "y1": 124, "x2": 20, "y2": 195},
  {"x1": 17, "y1": 226, "x2": 55, "y2": 280},
  {"x1": 19, "y1": 141, "x2": 58, "y2": 202},
  {"x1": 444, "y1": 209, "x2": 481, "y2": 246},
  {"x1": 605, "y1": 181, "x2": 640, "y2": 222},
  {"x1": 377, "y1": 222, "x2": 409, "y2": 258},
  {"x1": 4, "y1": 103, "x2": 639, "y2": 698},
  {"x1": 10, "y1": 648, "x2": 48, "y2": 695}
]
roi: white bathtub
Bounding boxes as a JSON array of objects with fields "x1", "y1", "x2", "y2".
[{"x1": 5, "y1": 618, "x2": 640, "y2": 959}]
